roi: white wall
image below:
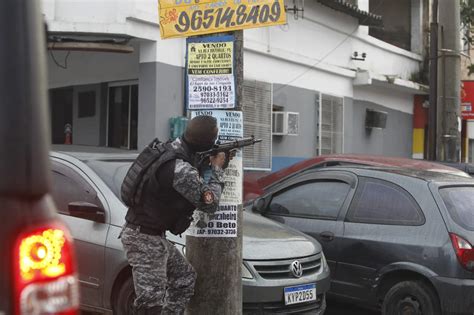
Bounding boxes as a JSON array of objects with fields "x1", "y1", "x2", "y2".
[
  {"x1": 354, "y1": 86, "x2": 414, "y2": 114},
  {"x1": 244, "y1": 0, "x2": 422, "y2": 86},
  {"x1": 43, "y1": 0, "x2": 422, "y2": 113}
]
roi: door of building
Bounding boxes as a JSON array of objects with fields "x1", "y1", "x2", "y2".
[
  {"x1": 107, "y1": 82, "x2": 138, "y2": 150},
  {"x1": 50, "y1": 87, "x2": 73, "y2": 144}
]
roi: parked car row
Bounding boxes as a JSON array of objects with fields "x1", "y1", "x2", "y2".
[
  {"x1": 51, "y1": 146, "x2": 474, "y2": 314},
  {"x1": 50, "y1": 145, "x2": 330, "y2": 314}
]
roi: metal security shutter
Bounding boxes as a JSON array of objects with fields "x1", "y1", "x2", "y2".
[
  {"x1": 242, "y1": 80, "x2": 272, "y2": 170},
  {"x1": 317, "y1": 94, "x2": 344, "y2": 155}
]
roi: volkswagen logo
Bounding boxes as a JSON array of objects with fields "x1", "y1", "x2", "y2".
[{"x1": 290, "y1": 260, "x2": 303, "y2": 278}]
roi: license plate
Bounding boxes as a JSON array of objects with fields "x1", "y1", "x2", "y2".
[{"x1": 284, "y1": 283, "x2": 316, "y2": 305}]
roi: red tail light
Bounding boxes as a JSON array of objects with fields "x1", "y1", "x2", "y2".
[
  {"x1": 13, "y1": 222, "x2": 79, "y2": 315},
  {"x1": 449, "y1": 233, "x2": 474, "y2": 271}
]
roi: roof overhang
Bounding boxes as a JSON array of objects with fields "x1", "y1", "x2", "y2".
[
  {"x1": 354, "y1": 70, "x2": 429, "y2": 95},
  {"x1": 47, "y1": 34, "x2": 134, "y2": 53},
  {"x1": 316, "y1": 0, "x2": 383, "y2": 27}
]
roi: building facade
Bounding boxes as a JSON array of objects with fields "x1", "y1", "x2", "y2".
[{"x1": 42, "y1": 0, "x2": 428, "y2": 171}]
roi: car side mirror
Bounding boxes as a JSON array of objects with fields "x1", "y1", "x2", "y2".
[
  {"x1": 252, "y1": 196, "x2": 269, "y2": 213},
  {"x1": 68, "y1": 201, "x2": 106, "y2": 223}
]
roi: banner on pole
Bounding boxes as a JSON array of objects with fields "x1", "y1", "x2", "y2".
[{"x1": 158, "y1": 0, "x2": 286, "y2": 39}]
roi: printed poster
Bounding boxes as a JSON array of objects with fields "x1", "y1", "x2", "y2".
[
  {"x1": 188, "y1": 110, "x2": 243, "y2": 237},
  {"x1": 186, "y1": 35, "x2": 235, "y2": 110}
]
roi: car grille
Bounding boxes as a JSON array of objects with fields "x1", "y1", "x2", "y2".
[
  {"x1": 243, "y1": 294, "x2": 325, "y2": 314},
  {"x1": 249, "y1": 254, "x2": 321, "y2": 280}
]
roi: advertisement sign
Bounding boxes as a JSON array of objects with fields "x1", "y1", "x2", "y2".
[
  {"x1": 462, "y1": 81, "x2": 474, "y2": 120},
  {"x1": 188, "y1": 110, "x2": 243, "y2": 238},
  {"x1": 158, "y1": 0, "x2": 286, "y2": 39},
  {"x1": 186, "y1": 35, "x2": 235, "y2": 109}
]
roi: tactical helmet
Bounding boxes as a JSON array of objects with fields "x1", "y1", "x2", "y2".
[{"x1": 183, "y1": 115, "x2": 218, "y2": 152}]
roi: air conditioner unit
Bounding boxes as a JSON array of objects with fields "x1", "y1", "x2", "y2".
[
  {"x1": 365, "y1": 109, "x2": 387, "y2": 129},
  {"x1": 272, "y1": 112, "x2": 300, "y2": 136}
]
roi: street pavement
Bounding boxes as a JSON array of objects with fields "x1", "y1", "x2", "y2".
[
  {"x1": 325, "y1": 299, "x2": 379, "y2": 315},
  {"x1": 82, "y1": 300, "x2": 380, "y2": 314}
]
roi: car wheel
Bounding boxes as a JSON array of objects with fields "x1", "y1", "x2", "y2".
[
  {"x1": 382, "y1": 280, "x2": 440, "y2": 315},
  {"x1": 113, "y1": 276, "x2": 135, "y2": 315}
]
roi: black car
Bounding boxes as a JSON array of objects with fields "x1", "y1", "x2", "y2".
[{"x1": 252, "y1": 166, "x2": 474, "y2": 315}]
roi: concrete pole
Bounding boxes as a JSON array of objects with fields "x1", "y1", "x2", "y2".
[
  {"x1": 186, "y1": 30, "x2": 243, "y2": 314},
  {"x1": 428, "y1": 0, "x2": 438, "y2": 160},
  {"x1": 437, "y1": 0, "x2": 461, "y2": 162}
]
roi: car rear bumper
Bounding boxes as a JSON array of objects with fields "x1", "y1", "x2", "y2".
[{"x1": 432, "y1": 276, "x2": 474, "y2": 315}]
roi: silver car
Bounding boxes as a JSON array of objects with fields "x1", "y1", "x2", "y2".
[{"x1": 50, "y1": 147, "x2": 330, "y2": 314}]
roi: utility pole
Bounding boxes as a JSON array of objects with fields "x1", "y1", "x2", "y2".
[
  {"x1": 437, "y1": 0, "x2": 461, "y2": 162},
  {"x1": 428, "y1": 0, "x2": 438, "y2": 160},
  {"x1": 186, "y1": 30, "x2": 243, "y2": 314}
]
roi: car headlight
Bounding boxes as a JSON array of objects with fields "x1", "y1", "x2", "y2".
[{"x1": 242, "y1": 263, "x2": 254, "y2": 279}]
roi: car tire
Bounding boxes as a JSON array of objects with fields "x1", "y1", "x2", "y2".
[
  {"x1": 113, "y1": 276, "x2": 135, "y2": 315},
  {"x1": 382, "y1": 280, "x2": 440, "y2": 315}
]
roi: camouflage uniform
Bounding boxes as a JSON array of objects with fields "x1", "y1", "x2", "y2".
[{"x1": 121, "y1": 138, "x2": 224, "y2": 314}]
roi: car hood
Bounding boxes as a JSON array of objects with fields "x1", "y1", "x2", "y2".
[{"x1": 242, "y1": 211, "x2": 321, "y2": 260}]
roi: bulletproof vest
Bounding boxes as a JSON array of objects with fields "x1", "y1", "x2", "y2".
[{"x1": 125, "y1": 141, "x2": 196, "y2": 233}]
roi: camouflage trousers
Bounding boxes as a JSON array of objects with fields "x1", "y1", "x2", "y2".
[{"x1": 121, "y1": 226, "x2": 196, "y2": 314}]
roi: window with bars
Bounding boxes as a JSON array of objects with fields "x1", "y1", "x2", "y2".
[
  {"x1": 317, "y1": 94, "x2": 344, "y2": 155},
  {"x1": 242, "y1": 80, "x2": 272, "y2": 170}
]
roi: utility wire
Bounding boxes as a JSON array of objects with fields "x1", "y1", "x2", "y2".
[
  {"x1": 49, "y1": 42, "x2": 71, "y2": 69},
  {"x1": 275, "y1": 0, "x2": 386, "y2": 93}
]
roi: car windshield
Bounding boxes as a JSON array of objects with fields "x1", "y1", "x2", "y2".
[
  {"x1": 85, "y1": 159, "x2": 132, "y2": 200},
  {"x1": 439, "y1": 186, "x2": 474, "y2": 231}
]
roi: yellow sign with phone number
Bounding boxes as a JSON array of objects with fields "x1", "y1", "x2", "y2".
[{"x1": 158, "y1": 0, "x2": 287, "y2": 39}]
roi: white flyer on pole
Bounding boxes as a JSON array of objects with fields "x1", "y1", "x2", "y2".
[{"x1": 188, "y1": 110, "x2": 243, "y2": 237}]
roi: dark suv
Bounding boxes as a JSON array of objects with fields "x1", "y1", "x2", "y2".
[{"x1": 252, "y1": 166, "x2": 474, "y2": 315}]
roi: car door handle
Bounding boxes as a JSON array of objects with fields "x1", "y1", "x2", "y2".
[{"x1": 319, "y1": 231, "x2": 335, "y2": 241}]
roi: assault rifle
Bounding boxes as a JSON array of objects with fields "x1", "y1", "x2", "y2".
[{"x1": 196, "y1": 136, "x2": 262, "y2": 168}]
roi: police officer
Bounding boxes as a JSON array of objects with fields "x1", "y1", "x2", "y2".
[{"x1": 120, "y1": 115, "x2": 226, "y2": 314}]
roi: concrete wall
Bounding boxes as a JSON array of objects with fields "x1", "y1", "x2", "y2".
[
  {"x1": 269, "y1": 86, "x2": 413, "y2": 170},
  {"x1": 42, "y1": 0, "x2": 420, "y2": 164},
  {"x1": 345, "y1": 99, "x2": 413, "y2": 157},
  {"x1": 272, "y1": 84, "x2": 319, "y2": 158},
  {"x1": 43, "y1": 0, "x2": 423, "y2": 113},
  {"x1": 137, "y1": 61, "x2": 185, "y2": 148},
  {"x1": 72, "y1": 84, "x2": 102, "y2": 146}
]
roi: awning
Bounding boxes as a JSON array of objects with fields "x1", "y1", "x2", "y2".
[
  {"x1": 316, "y1": 0, "x2": 383, "y2": 27},
  {"x1": 354, "y1": 70, "x2": 429, "y2": 95}
]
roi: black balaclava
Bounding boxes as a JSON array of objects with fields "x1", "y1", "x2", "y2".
[{"x1": 182, "y1": 115, "x2": 218, "y2": 152}]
